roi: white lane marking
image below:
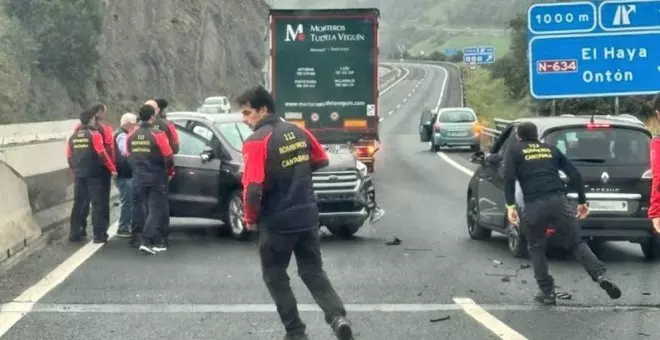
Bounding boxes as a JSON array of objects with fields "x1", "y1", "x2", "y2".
[
  {"x1": 403, "y1": 98, "x2": 408, "y2": 103},
  {"x1": 0, "y1": 222, "x2": 119, "y2": 337},
  {"x1": 379, "y1": 117, "x2": 384, "y2": 122},
  {"x1": 407, "y1": 93, "x2": 412, "y2": 97},
  {"x1": 437, "y1": 152, "x2": 474, "y2": 176},
  {"x1": 433, "y1": 66, "x2": 449, "y2": 112},
  {"x1": 396, "y1": 104, "x2": 401, "y2": 109},
  {"x1": 387, "y1": 111, "x2": 394, "y2": 116},
  {"x1": 3, "y1": 302, "x2": 658, "y2": 313},
  {"x1": 454, "y1": 298, "x2": 528, "y2": 340},
  {"x1": 380, "y1": 66, "x2": 411, "y2": 95}
]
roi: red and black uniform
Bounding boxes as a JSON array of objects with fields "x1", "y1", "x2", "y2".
[
  {"x1": 127, "y1": 122, "x2": 174, "y2": 246},
  {"x1": 66, "y1": 125, "x2": 116, "y2": 241},
  {"x1": 153, "y1": 115, "x2": 180, "y2": 154},
  {"x1": 74, "y1": 119, "x2": 115, "y2": 234},
  {"x1": 649, "y1": 137, "x2": 660, "y2": 219},
  {"x1": 242, "y1": 115, "x2": 347, "y2": 335}
]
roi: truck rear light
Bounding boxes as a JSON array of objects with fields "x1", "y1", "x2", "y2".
[
  {"x1": 642, "y1": 169, "x2": 652, "y2": 180},
  {"x1": 433, "y1": 122, "x2": 441, "y2": 132},
  {"x1": 343, "y1": 119, "x2": 367, "y2": 129},
  {"x1": 353, "y1": 145, "x2": 378, "y2": 157}
]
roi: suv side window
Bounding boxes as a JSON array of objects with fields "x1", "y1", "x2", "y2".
[{"x1": 175, "y1": 126, "x2": 208, "y2": 156}]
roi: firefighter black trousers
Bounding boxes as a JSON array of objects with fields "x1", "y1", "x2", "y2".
[
  {"x1": 70, "y1": 177, "x2": 105, "y2": 239},
  {"x1": 135, "y1": 183, "x2": 169, "y2": 245},
  {"x1": 80, "y1": 171, "x2": 111, "y2": 233},
  {"x1": 522, "y1": 194, "x2": 607, "y2": 294},
  {"x1": 259, "y1": 227, "x2": 347, "y2": 335}
]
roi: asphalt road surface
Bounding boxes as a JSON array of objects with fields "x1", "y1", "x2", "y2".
[{"x1": 1, "y1": 63, "x2": 660, "y2": 339}]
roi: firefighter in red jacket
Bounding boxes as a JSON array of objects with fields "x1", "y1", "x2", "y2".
[
  {"x1": 75, "y1": 103, "x2": 116, "y2": 237},
  {"x1": 649, "y1": 93, "x2": 660, "y2": 246},
  {"x1": 67, "y1": 110, "x2": 117, "y2": 243},
  {"x1": 127, "y1": 104, "x2": 175, "y2": 255},
  {"x1": 239, "y1": 86, "x2": 353, "y2": 340}
]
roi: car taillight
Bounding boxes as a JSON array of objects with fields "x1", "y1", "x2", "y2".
[
  {"x1": 586, "y1": 123, "x2": 610, "y2": 129},
  {"x1": 433, "y1": 122, "x2": 441, "y2": 132},
  {"x1": 353, "y1": 144, "x2": 377, "y2": 157},
  {"x1": 472, "y1": 122, "x2": 481, "y2": 135},
  {"x1": 545, "y1": 228, "x2": 556, "y2": 237}
]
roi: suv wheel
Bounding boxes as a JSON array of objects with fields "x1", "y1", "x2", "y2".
[
  {"x1": 467, "y1": 195, "x2": 491, "y2": 240},
  {"x1": 507, "y1": 225, "x2": 528, "y2": 258},
  {"x1": 327, "y1": 223, "x2": 362, "y2": 239},
  {"x1": 640, "y1": 237, "x2": 659, "y2": 260},
  {"x1": 226, "y1": 190, "x2": 251, "y2": 241}
]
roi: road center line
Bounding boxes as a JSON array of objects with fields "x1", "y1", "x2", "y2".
[
  {"x1": 396, "y1": 104, "x2": 401, "y2": 109},
  {"x1": 387, "y1": 111, "x2": 393, "y2": 115},
  {"x1": 403, "y1": 98, "x2": 408, "y2": 103},
  {"x1": 454, "y1": 298, "x2": 529, "y2": 340}
]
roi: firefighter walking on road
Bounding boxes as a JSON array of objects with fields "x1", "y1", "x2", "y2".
[
  {"x1": 127, "y1": 105, "x2": 175, "y2": 255},
  {"x1": 67, "y1": 110, "x2": 117, "y2": 243},
  {"x1": 503, "y1": 122, "x2": 622, "y2": 305},
  {"x1": 239, "y1": 86, "x2": 354, "y2": 340}
]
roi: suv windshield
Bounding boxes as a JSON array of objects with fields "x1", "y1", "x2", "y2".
[
  {"x1": 544, "y1": 127, "x2": 650, "y2": 165},
  {"x1": 438, "y1": 110, "x2": 475, "y2": 123},
  {"x1": 214, "y1": 122, "x2": 253, "y2": 150}
]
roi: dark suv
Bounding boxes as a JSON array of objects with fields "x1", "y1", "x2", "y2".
[
  {"x1": 166, "y1": 112, "x2": 374, "y2": 240},
  {"x1": 466, "y1": 116, "x2": 656, "y2": 259}
]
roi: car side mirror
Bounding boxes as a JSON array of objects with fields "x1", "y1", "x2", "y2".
[
  {"x1": 200, "y1": 146, "x2": 214, "y2": 162},
  {"x1": 470, "y1": 150, "x2": 485, "y2": 164},
  {"x1": 485, "y1": 153, "x2": 502, "y2": 165}
]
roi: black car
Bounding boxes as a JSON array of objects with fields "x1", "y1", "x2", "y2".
[
  {"x1": 466, "y1": 116, "x2": 656, "y2": 259},
  {"x1": 166, "y1": 112, "x2": 374, "y2": 240}
]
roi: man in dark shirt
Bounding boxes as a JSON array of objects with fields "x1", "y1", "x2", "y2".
[
  {"x1": 239, "y1": 86, "x2": 353, "y2": 340},
  {"x1": 127, "y1": 105, "x2": 175, "y2": 255},
  {"x1": 503, "y1": 122, "x2": 621, "y2": 305},
  {"x1": 66, "y1": 110, "x2": 117, "y2": 243}
]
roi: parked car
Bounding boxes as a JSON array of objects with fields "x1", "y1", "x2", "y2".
[
  {"x1": 197, "y1": 104, "x2": 228, "y2": 114},
  {"x1": 166, "y1": 112, "x2": 374, "y2": 240},
  {"x1": 199, "y1": 96, "x2": 231, "y2": 113},
  {"x1": 419, "y1": 107, "x2": 481, "y2": 152},
  {"x1": 465, "y1": 116, "x2": 656, "y2": 259}
]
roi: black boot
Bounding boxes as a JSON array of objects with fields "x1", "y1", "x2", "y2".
[
  {"x1": 596, "y1": 275, "x2": 622, "y2": 299},
  {"x1": 331, "y1": 316, "x2": 354, "y2": 340},
  {"x1": 534, "y1": 290, "x2": 557, "y2": 306}
]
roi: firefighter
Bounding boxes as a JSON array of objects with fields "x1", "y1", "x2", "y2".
[
  {"x1": 144, "y1": 99, "x2": 179, "y2": 246},
  {"x1": 67, "y1": 110, "x2": 117, "y2": 243},
  {"x1": 113, "y1": 113, "x2": 138, "y2": 238},
  {"x1": 127, "y1": 104, "x2": 175, "y2": 255},
  {"x1": 239, "y1": 86, "x2": 353, "y2": 340},
  {"x1": 503, "y1": 122, "x2": 621, "y2": 305},
  {"x1": 77, "y1": 103, "x2": 115, "y2": 237},
  {"x1": 649, "y1": 93, "x2": 660, "y2": 247}
]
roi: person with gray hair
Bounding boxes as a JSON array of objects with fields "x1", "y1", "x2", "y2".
[{"x1": 113, "y1": 112, "x2": 138, "y2": 238}]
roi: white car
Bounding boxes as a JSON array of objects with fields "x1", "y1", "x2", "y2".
[{"x1": 201, "y1": 96, "x2": 231, "y2": 113}]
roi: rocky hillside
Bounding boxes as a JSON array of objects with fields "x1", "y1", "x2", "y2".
[{"x1": 0, "y1": 0, "x2": 270, "y2": 124}]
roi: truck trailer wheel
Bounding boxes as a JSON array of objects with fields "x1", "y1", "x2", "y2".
[{"x1": 327, "y1": 223, "x2": 363, "y2": 239}]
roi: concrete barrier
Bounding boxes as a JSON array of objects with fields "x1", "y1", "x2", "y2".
[
  {"x1": 0, "y1": 161, "x2": 41, "y2": 264},
  {"x1": 0, "y1": 119, "x2": 77, "y2": 147}
]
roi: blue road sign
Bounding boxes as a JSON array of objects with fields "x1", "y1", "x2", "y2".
[
  {"x1": 527, "y1": 0, "x2": 660, "y2": 99},
  {"x1": 462, "y1": 46, "x2": 495, "y2": 65},
  {"x1": 527, "y1": 1, "x2": 597, "y2": 34},
  {"x1": 529, "y1": 31, "x2": 660, "y2": 99},
  {"x1": 599, "y1": 0, "x2": 660, "y2": 31},
  {"x1": 445, "y1": 48, "x2": 458, "y2": 56}
]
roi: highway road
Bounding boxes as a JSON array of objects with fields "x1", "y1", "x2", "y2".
[{"x1": 1, "y1": 63, "x2": 660, "y2": 339}]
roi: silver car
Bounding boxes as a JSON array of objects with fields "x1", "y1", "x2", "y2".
[{"x1": 419, "y1": 107, "x2": 481, "y2": 152}]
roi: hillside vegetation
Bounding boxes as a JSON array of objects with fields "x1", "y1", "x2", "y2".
[{"x1": 0, "y1": 0, "x2": 270, "y2": 124}]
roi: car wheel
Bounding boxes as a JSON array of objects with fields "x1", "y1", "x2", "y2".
[
  {"x1": 327, "y1": 223, "x2": 362, "y2": 239},
  {"x1": 470, "y1": 144, "x2": 480, "y2": 152},
  {"x1": 640, "y1": 237, "x2": 659, "y2": 260},
  {"x1": 507, "y1": 225, "x2": 528, "y2": 258},
  {"x1": 467, "y1": 195, "x2": 491, "y2": 240},
  {"x1": 226, "y1": 190, "x2": 251, "y2": 241}
]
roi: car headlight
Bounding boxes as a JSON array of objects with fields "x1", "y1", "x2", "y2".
[{"x1": 356, "y1": 160, "x2": 368, "y2": 177}]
